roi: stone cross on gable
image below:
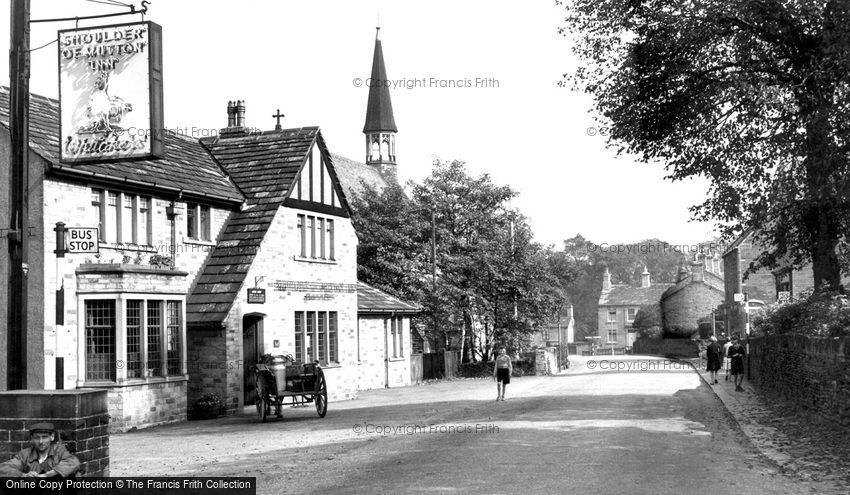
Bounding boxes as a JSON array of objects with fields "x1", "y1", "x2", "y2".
[{"x1": 272, "y1": 109, "x2": 285, "y2": 131}]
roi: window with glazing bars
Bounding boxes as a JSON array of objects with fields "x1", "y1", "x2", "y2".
[
  {"x1": 166, "y1": 301, "x2": 181, "y2": 375},
  {"x1": 126, "y1": 300, "x2": 143, "y2": 379},
  {"x1": 318, "y1": 312, "x2": 327, "y2": 364},
  {"x1": 186, "y1": 204, "x2": 197, "y2": 239},
  {"x1": 306, "y1": 312, "x2": 316, "y2": 361},
  {"x1": 138, "y1": 197, "x2": 151, "y2": 246},
  {"x1": 106, "y1": 192, "x2": 119, "y2": 243},
  {"x1": 328, "y1": 312, "x2": 337, "y2": 362},
  {"x1": 92, "y1": 189, "x2": 104, "y2": 242},
  {"x1": 391, "y1": 318, "x2": 398, "y2": 358},
  {"x1": 396, "y1": 317, "x2": 403, "y2": 357},
  {"x1": 85, "y1": 300, "x2": 116, "y2": 381},
  {"x1": 200, "y1": 206, "x2": 211, "y2": 241},
  {"x1": 294, "y1": 311, "x2": 304, "y2": 362},
  {"x1": 147, "y1": 301, "x2": 163, "y2": 377}
]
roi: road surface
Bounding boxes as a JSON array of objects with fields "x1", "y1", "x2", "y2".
[{"x1": 112, "y1": 356, "x2": 832, "y2": 494}]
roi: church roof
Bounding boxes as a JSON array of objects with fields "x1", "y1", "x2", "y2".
[
  {"x1": 187, "y1": 127, "x2": 340, "y2": 325},
  {"x1": 357, "y1": 282, "x2": 420, "y2": 314},
  {"x1": 599, "y1": 283, "x2": 675, "y2": 307},
  {"x1": 0, "y1": 86, "x2": 243, "y2": 205},
  {"x1": 363, "y1": 28, "x2": 398, "y2": 133},
  {"x1": 331, "y1": 153, "x2": 388, "y2": 199}
]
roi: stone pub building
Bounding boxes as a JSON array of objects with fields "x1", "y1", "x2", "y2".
[{"x1": 0, "y1": 28, "x2": 418, "y2": 436}]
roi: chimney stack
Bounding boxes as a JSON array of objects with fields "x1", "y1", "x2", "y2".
[
  {"x1": 641, "y1": 266, "x2": 651, "y2": 288},
  {"x1": 690, "y1": 259, "x2": 704, "y2": 282},
  {"x1": 602, "y1": 267, "x2": 612, "y2": 290},
  {"x1": 221, "y1": 99, "x2": 249, "y2": 138}
]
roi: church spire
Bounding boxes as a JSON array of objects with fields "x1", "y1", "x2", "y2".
[
  {"x1": 363, "y1": 26, "x2": 397, "y2": 133},
  {"x1": 363, "y1": 25, "x2": 398, "y2": 184}
]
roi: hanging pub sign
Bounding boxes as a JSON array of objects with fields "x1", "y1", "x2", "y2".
[
  {"x1": 58, "y1": 21, "x2": 164, "y2": 163},
  {"x1": 247, "y1": 288, "x2": 266, "y2": 304}
]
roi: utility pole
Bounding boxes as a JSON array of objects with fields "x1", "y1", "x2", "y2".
[
  {"x1": 431, "y1": 206, "x2": 439, "y2": 350},
  {"x1": 7, "y1": 0, "x2": 31, "y2": 390},
  {"x1": 509, "y1": 216, "x2": 517, "y2": 319}
]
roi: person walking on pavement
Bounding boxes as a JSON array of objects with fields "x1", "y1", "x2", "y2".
[
  {"x1": 493, "y1": 347, "x2": 513, "y2": 401},
  {"x1": 722, "y1": 336, "x2": 733, "y2": 382},
  {"x1": 728, "y1": 334, "x2": 747, "y2": 392},
  {"x1": 706, "y1": 335, "x2": 722, "y2": 384}
]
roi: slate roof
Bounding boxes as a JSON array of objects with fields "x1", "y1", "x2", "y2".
[
  {"x1": 661, "y1": 270, "x2": 725, "y2": 301},
  {"x1": 357, "y1": 282, "x2": 421, "y2": 314},
  {"x1": 0, "y1": 87, "x2": 243, "y2": 204},
  {"x1": 331, "y1": 153, "x2": 387, "y2": 199},
  {"x1": 187, "y1": 128, "x2": 351, "y2": 325},
  {"x1": 363, "y1": 30, "x2": 397, "y2": 133},
  {"x1": 723, "y1": 228, "x2": 754, "y2": 257},
  {"x1": 599, "y1": 284, "x2": 675, "y2": 307}
]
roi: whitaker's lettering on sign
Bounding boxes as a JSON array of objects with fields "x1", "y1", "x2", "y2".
[
  {"x1": 247, "y1": 289, "x2": 266, "y2": 304},
  {"x1": 58, "y1": 21, "x2": 164, "y2": 163},
  {"x1": 66, "y1": 228, "x2": 99, "y2": 253}
]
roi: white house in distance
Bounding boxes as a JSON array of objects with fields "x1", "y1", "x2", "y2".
[{"x1": 0, "y1": 28, "x2": 419, "y2": 432}]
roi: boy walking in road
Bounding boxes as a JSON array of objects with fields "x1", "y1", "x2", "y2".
[{"x1": 494, "y1": 347, "x2": 512, "y2": 401}]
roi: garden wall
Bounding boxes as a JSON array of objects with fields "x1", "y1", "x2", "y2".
[
  {"x1": 632, "y1": 338, "x2": 699, "y2": 357},
  {"x1": 748, "y1": 335, "x2": 850, "y2": 427}
]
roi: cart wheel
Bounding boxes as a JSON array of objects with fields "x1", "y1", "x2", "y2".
[
  {"x1": 315, "y1": 368, "x2": 328, "y2": 418},
  {"x1": 255, "y1": 376, "x2": 268, "y2": 423}
]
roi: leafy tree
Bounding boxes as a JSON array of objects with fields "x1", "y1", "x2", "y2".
[
  {"x1": 412, "y1": 160, "x2": 548, "y2": 362},
  {"x1": 632, "y1": 303, "x2": 662, "y2": 330},
  {"x1": 561, "y1": 0, "x2": 850, "y2": 291},
  {"x1": 348, "y1": 181, "x2": 428, "y2": 303},
  {"x1": 350, "y1": 159, "x2": 566, "y2": 362}
]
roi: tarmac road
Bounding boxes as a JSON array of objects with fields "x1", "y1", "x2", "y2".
[{"x1": 111, "y1": 356, "x2": 830, "y2": 495}]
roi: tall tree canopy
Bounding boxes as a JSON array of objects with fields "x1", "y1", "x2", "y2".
[
  {"x1": 350, "y1": 160, "x2": 563, "y2": 361},
  {"x1": 561, "y1": 0, "x2": 850, "y2": 291}
]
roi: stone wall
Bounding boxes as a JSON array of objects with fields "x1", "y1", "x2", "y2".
[
  {"x1": 534, "y1": 348, "x2": 558, "y2": 375},
  {"x1": 632, "y1": 338, "x2": 700, "y2": 357},
  {"x1": 187, "y1": 326, "x2": 228, "y2": 415},
  {"x1": 102, "y1": 380, "x2": 188, "y2": 432},
  {"x1": 749, "y1": 335, "x2": 850, "y2": 427},
  {"x1": 0, "y1": 390, "x2": 109, "y2": 476},
  {"x1": 661, "y1": 282, "x2": 723, "y2": 333}
]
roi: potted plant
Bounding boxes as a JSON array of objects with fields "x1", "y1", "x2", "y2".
[{"x1": 191, "y1": 393, "x2": 224, "y2": 420}]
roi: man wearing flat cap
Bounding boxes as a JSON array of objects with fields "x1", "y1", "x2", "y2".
[{"x1": 0, "y1": 423, "x2": 80, "y2": 478}]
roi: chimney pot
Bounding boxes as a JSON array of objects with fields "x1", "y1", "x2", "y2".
[
  {"x1": 602, "y1": 267, "x2": 612, "y2": 290},
  {"x1": 236, "y1": 100, "x2": 246, "y2": 128},
  {"x1": 641, "y1": 266, "x2": 651, "y2": 288},
  {"x1": 227, "y1": 101, "x2": 236, "y2": 127}
]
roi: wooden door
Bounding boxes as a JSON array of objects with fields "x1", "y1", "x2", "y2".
[{"x1": 243, "y1": 315, "x2": 263, "y2": 406}]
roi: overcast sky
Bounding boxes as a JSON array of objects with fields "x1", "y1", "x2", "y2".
[{"x1": 1, "y1": 0, "x2": 719, "y2": 248}]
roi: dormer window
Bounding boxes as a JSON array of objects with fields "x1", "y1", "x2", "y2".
[{"x1": 186, "y1": 203, "x2": 211, "y2": 241}]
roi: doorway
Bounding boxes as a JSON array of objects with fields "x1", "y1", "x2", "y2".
[{"x1": 242, "y1": 314, "x2": 264, "y2": 407}]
